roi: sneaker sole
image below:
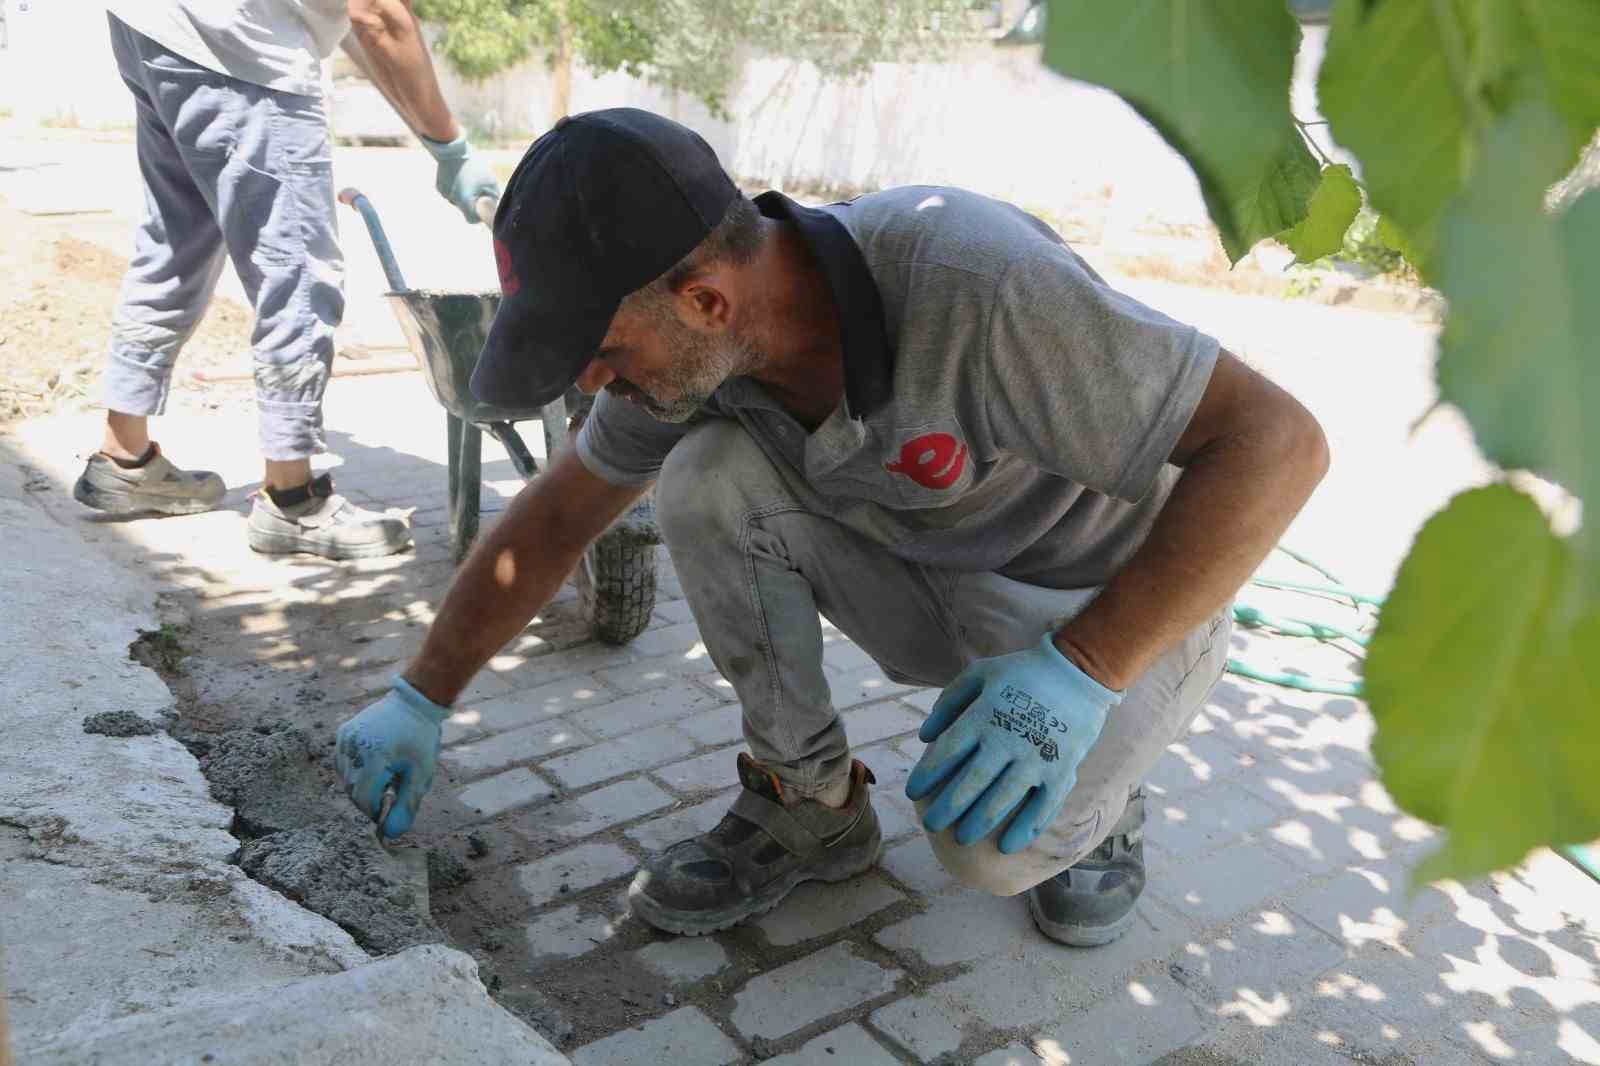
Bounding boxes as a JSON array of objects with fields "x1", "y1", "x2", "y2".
[
  {"x1": 74, "y1": 478, "x2": 219, "y2": 517},
  {"x1": 627, "y1": 828, "x2": 883, "y2": 937},
  {"x1": 247, "y1": 528, "x2": 414, "y2": 561},
  {"x1": 1025, "y1": 890, "x2": 1138, "y2": 947}
]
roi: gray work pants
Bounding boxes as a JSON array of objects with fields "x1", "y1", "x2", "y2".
[
  {"x1": 656, "y1": 419, "x2": 1231, "y2": 895},
  {"x1": 104, "y1": 15, "x2": 344, "y2": 460}
]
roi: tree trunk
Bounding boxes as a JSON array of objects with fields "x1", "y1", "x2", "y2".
[{"x1": 551, "y1": 23, "x2": 573, "y2": 128}]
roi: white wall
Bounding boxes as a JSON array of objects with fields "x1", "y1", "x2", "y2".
[
  {"x1": 4, "y1": 4, "x2": 1340, "y2": 244},
  {"x1": 1, "y1": 0, "x2": 131, "y2": 127}
]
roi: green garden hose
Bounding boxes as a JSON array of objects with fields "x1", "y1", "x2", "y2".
[{"x1": 1232, "y1": 546, "x2": 1600, "y2": 886}]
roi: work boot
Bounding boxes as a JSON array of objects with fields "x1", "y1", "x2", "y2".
[
  {"x1": 628, "y1": 753, "x2": 882, "y2": 936},
  {"x1": 73, "y1": 443, "x2": 225, "y2": 516},
  {"x1": 247, "y1": 473, "x2": 412, "y2": 560},
  {"x1": 1027, "y1": 787, "x2": 1146, "y2": 947}
]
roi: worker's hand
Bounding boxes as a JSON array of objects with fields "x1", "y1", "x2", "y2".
[
  {"x1": 905, "y1": 633, "x2": 1121, "y2": 854},
  {"x1": 421, "y1": 134, "x2": 500, "y2": 224},
  {"x1": 335, "y1": 677, "x2": 448, "y2": 839}
]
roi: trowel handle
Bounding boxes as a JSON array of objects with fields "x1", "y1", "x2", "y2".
[
  {"x1": 475, "y1": 195, "x2": 498, "y2": 228},
  {"x1": 338, "y1": 187, "x2": 409, "y2": 293}
]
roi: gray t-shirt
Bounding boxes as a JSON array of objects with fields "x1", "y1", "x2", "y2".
[
  {"x1": 106, "y1": 1, "x2": 348, "y2": 96},
  {"x1": 577, "y1": 186, "x2": 1218, "y2": 589}
]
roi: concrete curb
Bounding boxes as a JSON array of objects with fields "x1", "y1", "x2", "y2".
[
  {"x1": 26, "y1": 944, "x2": 567, "y2": 1066},
  {"x1": 0, "y1": 448, "x2": 566, "y2": 1064}
]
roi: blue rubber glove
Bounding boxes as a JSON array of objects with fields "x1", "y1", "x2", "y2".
[
  {"x1": 905, "y1": 633, "x2": 1122, "y2": 854},
  {"x1": 420, "y1": 133, "x2": 500, "y2": 223},
  {"x1": 335, "y1": 677, "x2": 448, "y2": 839}
]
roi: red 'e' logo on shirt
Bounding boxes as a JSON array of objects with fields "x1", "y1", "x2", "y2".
[
  {"x1": 886, "y1": 432, "x2": 968, "y2": 489},
  {"x1": 494, "y1": 238, "x2": 521, "y2": 297}
]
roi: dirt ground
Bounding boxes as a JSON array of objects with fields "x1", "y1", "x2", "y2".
[{"x1": 0, "y1": 199, "x2": 261, "y2": 425}]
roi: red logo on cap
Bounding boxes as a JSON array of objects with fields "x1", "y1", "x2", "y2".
[
  {"x1": 494, "y1": 238, "x2": 521, "y2": 297},
  {"x1": 886, "y1": 432, "x2": 968, "y2": 490}
]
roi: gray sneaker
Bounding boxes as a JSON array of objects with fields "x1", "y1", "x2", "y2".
[
  {"x1": 73, "y1": 444, "x2": 226, "y2": 516},
  {"x1": 1027, "y1": 787, "x2": 1147, "y2": 947},
  {"x1": 247, "y1": 475, "x2": 412, "y2": 560}
]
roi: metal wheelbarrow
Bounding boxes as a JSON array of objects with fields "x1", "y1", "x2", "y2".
[{"x1": 338, "y1": 187, "x2": 660, "y2": 645}]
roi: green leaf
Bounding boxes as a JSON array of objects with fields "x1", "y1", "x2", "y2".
[
  {"x1": 1316, "y1": 0, "x2": 1480, "y2": 271},
  {"x1": 1481, "y1": 1, "x2": 1600, "y2": 158},
  {"x1": 1042, "y1": 0, "x2": 1320, "y2": 263},
  {"x1": 1374, "y1": 214, "x2": 1421, "y2": 272},
  {"x1": 1318, "y1": 0, "x2": 1600, "y2": 273},
  {"x1": 1433, "y1": 103, "x2": 1598, "y2": 558},
  {"x1": 1365, "y1": 486, "x2": 1600, "y2": 884},
  {"x1": 1277, "y1": 163, "x2": 1362, "y2": 263}
]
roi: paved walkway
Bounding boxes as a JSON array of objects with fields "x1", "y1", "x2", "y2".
[{"x1": 6, "y1": 134, "x2": 1599, "y2": 1065}]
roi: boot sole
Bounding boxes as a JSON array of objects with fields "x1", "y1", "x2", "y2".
[
  {"x1": 1026, "y1": 890, "x2": 1137, "y2": 947},
  {"x1": 247, "y1": 528, "x2": 413, "y2": 561},
  {"x1": 74, "y1": 478, "x2": 219, "y2": 517},
  {"x1": 627, "y1": 828, "x2": 883, "y2": 937}
]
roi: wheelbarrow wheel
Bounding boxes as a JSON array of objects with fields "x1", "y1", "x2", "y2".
[
  {"x1": 565, "y1": 390, "x2": 658, "y2": 645},
  {"x1": 578, "y1": 526, "x2": 657, "y2": 645}
]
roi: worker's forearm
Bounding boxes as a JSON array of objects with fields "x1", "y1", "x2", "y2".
[
  {"x1": 1054, "y1": 414, "x2": 1329, "y2": 691},
  {"x1": 402, "y1": 485, "x2": 584, "y2": 706},
  {"x1": 349, "y1": 0, "x2": 459, "y2": 143}
]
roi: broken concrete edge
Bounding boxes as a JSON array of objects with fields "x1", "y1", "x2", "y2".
[
  {"x1": 0, "y1": 453, "x2": 568, "y2": 1065},
  {"x1": 27, "y1": 944, "x2": 568, "y2": 1066}
]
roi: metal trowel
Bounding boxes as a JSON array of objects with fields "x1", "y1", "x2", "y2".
[{"x1": 375, "y1": 784, "x2": 431, "y2": 922}]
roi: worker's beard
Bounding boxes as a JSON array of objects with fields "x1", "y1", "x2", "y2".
[{"x1": 615, "y1": 318, "x2": 761, "y2": 423}]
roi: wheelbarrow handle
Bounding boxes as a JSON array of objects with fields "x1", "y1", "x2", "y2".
[
  {"x1": 475, "y1": 194, "x2": 497, "y2": 228},
  {"x1": 337, "y1": 186, "x2": 409, "y2": 293}
]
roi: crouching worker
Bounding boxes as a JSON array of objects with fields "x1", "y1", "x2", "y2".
[{"x1": 334, "y1": 109, "x2": 1328, "y2": 946}]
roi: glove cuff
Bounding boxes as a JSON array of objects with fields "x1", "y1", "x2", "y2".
[
  {"x1": 419, "y1": 133, "x2": 471, "y2": 162},
  {"x1": 391, "y1": 676, "x2": 451, "y2": 723},
  {"x1": 1037, "y1": 632, "x2": 1124, "y2": 706}
]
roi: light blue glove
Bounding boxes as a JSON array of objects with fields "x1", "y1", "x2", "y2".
[
  {"x1": 420, "y1": 133, "x2": 500, "y2": 223},
  {"x1": 335, "y1": 677, "x2": 448, "y2": 839},
  {"x1": 905, "y1": 633, "x2": 1122, "y2": 854}
]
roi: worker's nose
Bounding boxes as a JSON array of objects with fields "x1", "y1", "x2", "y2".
[{"x1": 575, "y1": 360, "x2": 615, "y2": 395}]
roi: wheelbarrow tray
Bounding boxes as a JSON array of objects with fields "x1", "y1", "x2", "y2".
[{"x1": 384, "y1": 289, "x2": 539, "y2": 426}]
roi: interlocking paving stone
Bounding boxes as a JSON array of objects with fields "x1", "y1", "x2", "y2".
[
  {"x1": 624, "y1": 620, "x2": 708, "y2": 659},
  {"x1": 572, "y1": 685, "x2": 721, "y2": 739},
  {"x1": 1031, "y1": 972, "x2": 1208, "y2": 1064},
  {"x1": 1148, "y1": 841, "x2": 1310, "y2": 927},
  {"x1": 754, "y1": 875, "x2": 904, "y2": 947},
  {"x1": 455, "y1": 767, "x2": 555, "y2": 817},
  {"x1": 445, "y1": 676, "x2": 614, "y2": 738},
  {"x1": 651, "y1": 745, "x2": 743, "y2": 793},
  {"x1": 730, "y1": 943, "x2": 902, "y2": 1040},
  {"x1": 632, "y1": 937, "x2": 730, "y2": 984},
  {"x1": 442, "y1": 718, "x2": 595, "y2": 776},
  {"x1": 545, "y1": 777, "x2": 676, "y2": 839},
  {"x1": 596, "y1": 654, "x2": 722, "y2": 696},
  {"x1": 515, "y1": 842, "x2": 637, "y2": 902},
  {"x1": 542, "y1": 723, "x2": 698, "y2": 789},
  {"x1": 908, "y1": 902, "x2": 1200, "y2": 1028},
  {"x1": 870, "y1": 993, "x2": 964, "y2": 1060},
  {"x1": 676, "y1": 703, "x2": 745, "y2": 746},
  {"x1": 623, "y1": 792, "x2": 737, "y2": 853},
  {"x1": 764, "y1": 1023, "x2": 902, "y2": 1066},
  {"x1": 875, "y1": 891, "x2": 1034, "y2": 968},
  {"x1": 840, "y1": 702, "x2": 925, "y2": 747},
  {"x1": 971, "y1": 1044, "x2": 1049, "y2": 1066},
  {"x1": 571, "y1": 1007, "x2": 740, "y2": 1066},
  {"x1": 1145, "y1": 780, "x2": 1282, "y2": 857},
  {"x1": 880, "y1": 838, "x2": 957, "y2": 896},
  {"x1": 828, "y1": 666, "x2": 918, "y2": 710},
  {"x1": 524, "y1": 903, "x2": 620, "y2": 964}
]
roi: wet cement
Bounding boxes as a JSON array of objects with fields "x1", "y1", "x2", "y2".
[
  {"x1": 193, "y1": 726, "x2": 327, "y2": 838},
  {"x1": 236, "y1": 819, "x2": 444, "y2": 955},
  {"x1": 81, "y1": 710, "x2": 160, "y2": 737}
]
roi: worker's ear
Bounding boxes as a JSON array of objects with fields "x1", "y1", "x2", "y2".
[{"x1": 677, "y1": 277, "x2": 733, "y2": 333}]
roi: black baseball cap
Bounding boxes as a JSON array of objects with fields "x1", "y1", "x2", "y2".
[{"x1": 470, "y1": 108, "x2": 740, "y2": 410}]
